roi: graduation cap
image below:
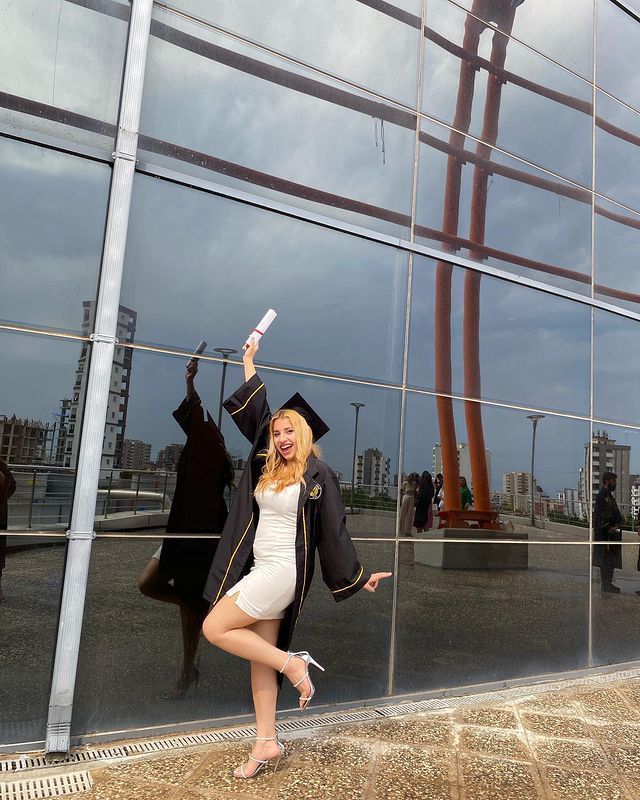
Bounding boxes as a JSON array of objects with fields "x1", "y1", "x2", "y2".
[{"x1": 278, "y1": 393, "x2": 330, "y2": 441}]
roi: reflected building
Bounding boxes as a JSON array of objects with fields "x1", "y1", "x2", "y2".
[
  {"x1": 0, "y1": 415, "x2": 54, "y2": 465},
  {"x1": 356, "y1": 448, "x2": 391, "y2": 496},
  {"x1": 582, "y1": 430, "x2": 631, "y2": 517},
  {"x1": 156, "y1": 443, "x2": 184, "y2": 472},
  {"x1": 56, "y1": 302, "x2": 137, "y2": 470},
  {"x1": 121, "y1": 439, "x2": 152, "y2": 471}
]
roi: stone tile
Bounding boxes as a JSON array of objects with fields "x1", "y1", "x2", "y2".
[
  {"x1": 520, "y1": 712, "x2": 591, "y2": 740},
  {"x1": 195, "y1": 741, "x2": 283, "y2": 796},
  {"x1": 88, "y1": 774, "x2": 165, "y2": 800},
  {"x1": 515, "y1": 691, "x2": 580, "y2": 714},
  {"x1": 544, "y1": 766, "x2": 628, "y2": 800},
  {"x1": 455, "y1": 707, "x2": 519, "y2": 730},
  {"x1": 373, "y1": 744, "x2": 455, "y2": 799},
  {"x1": 273, "y1": 764, "x2": 369, "y2": 800},
  {"x1": 531, "y1": 738, "x2": 607, "y2": 770},
  {"x1": 458, "y1": 727, "x2": 530, "y2": 761},
  {"x1": 591, "y1": 720, "x2": 640, "y2": 749},
  {"x1": 575, "y1": 689, "x2": 640, "y2": 723},
  {"x1": 104, "y1": 751, "x2": 207, "y2": 785},
  {"x1": 333, "y1": 718, "x2": 454, "y2": 748},
  {"x1": 460, "y1": 755, "x2": 542, "y2": 799},
  {"x1": 618, "y1": 679, "x2": 640, "y2": 709},
  {"x1": 607, "y1": 746, "x2": 640, "y2": 781},
  {"x1": 289, "y1": 735, "x2": 374, "y2": 765}
]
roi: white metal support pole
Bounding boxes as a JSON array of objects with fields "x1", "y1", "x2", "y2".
[{"x1": 45, "y1": 0, "x2": 153, "y2": 755}]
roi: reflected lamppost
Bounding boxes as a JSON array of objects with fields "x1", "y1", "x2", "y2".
[
  {"x1": 214, "y1": 347, "x2": 239, "y2": 430},
  {"x1": 527, "y1": 414, "x2": 545, "y2": 527},
  {"x1": 350, "y1": 402, "x2": 365, "y2": 514}
]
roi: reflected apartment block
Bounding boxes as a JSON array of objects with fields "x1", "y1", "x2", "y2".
[
  {"x1": 581, "y1": 430, "x2": 631, "y2": 516},
  {"x1": 121, "y1": 439, "x2": 152, "y2": 471},
  {"x1": 0, "y1": 414, "x2": 54, "y2": 465},
  {"x1": 355, "y1": 448, "x2": 391, "y2": 496},
  {"x1": 57, "y1": 302, "x2": 137, "y2": 470},
  {"x1": 156, "y1": 443, "x2": 183, "y2": 472}
]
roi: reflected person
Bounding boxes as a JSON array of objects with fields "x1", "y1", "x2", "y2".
[
  {"x1": 399, "y1": 472, "x2": 418, "y2": 535},
  {"x1": 593, "y1": 471, "x2": 623, "y2": 594},
  {"x1": 460, "y1": 476, "x2": 473, "y2": 511},
  {"x1": 138, "y1": 360, "x2": 234, "y2": 698},
  {"x1": 0, "y1": 458, "x2": 17, "y2": 603},
  {"x1": 413, "y1": 471, "x2": 434, "y2": 533},
  {"x1": 202, "y1": 338, "x2": 391, "y2": 779}
]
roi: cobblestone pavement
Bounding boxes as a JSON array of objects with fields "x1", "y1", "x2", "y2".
[{"x1": 81, "y1": 677, "x2": 640, "y2": 800}]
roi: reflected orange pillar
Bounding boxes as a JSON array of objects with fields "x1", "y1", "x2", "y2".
[
  {"x1": 463, "y1": 1, "x2": 515, "y2": 519},
  {"x1": 434, "y1": 12, "x2": 484, "y2": 526}
]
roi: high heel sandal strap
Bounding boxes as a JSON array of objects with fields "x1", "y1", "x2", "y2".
[
  {"x1": 279, "y1": 653, "x2": 292, "y2": 674},
  {"x1": 292, "y1": 670, "x2": 310, "y2": 690}
]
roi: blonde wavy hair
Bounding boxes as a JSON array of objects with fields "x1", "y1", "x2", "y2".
[{"x1": 256, "y1": 409, "x2": 320, "y2": 494}]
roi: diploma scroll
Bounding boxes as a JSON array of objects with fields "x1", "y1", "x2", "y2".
[{"x1": 245, "y1": 309, "x2": 277, "y2": 347}]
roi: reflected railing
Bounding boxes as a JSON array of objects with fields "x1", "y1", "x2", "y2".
[{"x1": 5, "y1": 464, "x2": 398, "y2": 530}]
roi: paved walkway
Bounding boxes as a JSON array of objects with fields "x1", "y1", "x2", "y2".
[{"x1": 79, "y1": 676, "x2": 640, "y2": 800}]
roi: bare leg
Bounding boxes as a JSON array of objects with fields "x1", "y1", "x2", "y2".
[
  {"x1": 234, "y1": 618, "x2": 282, "y2": 778},
  {"x1": 203, "y1": 594, "x2": 312, "y2": 706}
]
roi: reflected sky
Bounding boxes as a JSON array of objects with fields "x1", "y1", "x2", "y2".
[{"x1": 0, "y1": 138, "x2": 108, "y2": 332}]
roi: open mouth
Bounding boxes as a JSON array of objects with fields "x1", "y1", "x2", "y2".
[{"x1": 279, "y1": 443, "x2": 294, "y2": 456}]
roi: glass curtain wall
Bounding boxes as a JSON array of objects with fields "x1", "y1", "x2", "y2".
[{"x1": 3, "y1": 0, "x2": 640, "y2": 748}]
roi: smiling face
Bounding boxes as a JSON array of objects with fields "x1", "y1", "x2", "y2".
[{"x1": 272, "y1": 416, "x2": 297, "y2": 461}]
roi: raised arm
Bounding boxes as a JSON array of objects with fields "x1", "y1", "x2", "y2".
[{"x1": 223, "y1": 339, "x2": 271, "y2": 444}]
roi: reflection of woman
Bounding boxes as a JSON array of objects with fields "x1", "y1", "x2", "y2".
[
  {"x1": 0, "y1": 459, "x2": 17, "y2": 603},
  {"x1": 460, "y1": 476, "x2": 473, "y2": 510},
  {"x1": 202, "y1": 340, "x2": 391, "y2": 779},
  {"x1": 138, "y1": 361, "x2": 234, "y2": 699},
  {"x1": 413, "y1": 471, "x2": 435, "y2": 533},
  {"x1": 399, "y1": 473, "x2": 418, "y2": 535}
]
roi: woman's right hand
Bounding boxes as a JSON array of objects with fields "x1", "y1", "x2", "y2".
[{"x1": 243, "y1": 337, "x2": 259, "y2": 361}]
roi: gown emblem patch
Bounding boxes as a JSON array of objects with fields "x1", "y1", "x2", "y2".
[{"x1": 309, "y1": 484, "x2": 322, "y2": 500}]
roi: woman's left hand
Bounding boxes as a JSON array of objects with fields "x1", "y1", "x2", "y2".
[{"x1": 363, "y1": 572, "x2": 392, "y2": 592}]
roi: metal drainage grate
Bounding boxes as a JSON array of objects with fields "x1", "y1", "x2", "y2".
[{"x1": 0, "y1": 771, "x2": 93, "y2": 800}]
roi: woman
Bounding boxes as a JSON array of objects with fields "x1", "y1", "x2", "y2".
[
  {"x1": 202, "y1": 339, "x2": 391, "y2": 779},
  {"x1": 399, "y1": 472, "x2": 418, "y2": 535},
  {"x1": 138, "y1": 359, "x2": 234, "y2": 699},
  {"x1": 460, "y1": 476, "x2": 473, "y2": 510},
  {"x1": 413, "y1": 471, "x2": 435, "y2": 533}
]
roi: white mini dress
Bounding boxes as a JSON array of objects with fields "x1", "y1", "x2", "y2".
[{"x1": 226, "y1": 482, "x2": 300, "y2": 620}]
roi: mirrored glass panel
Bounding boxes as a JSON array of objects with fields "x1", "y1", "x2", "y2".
[
  {"x1": 120, "y1": 175, "x2": 408, "y2": 383},
  {"x1": 94, "y1": 350, "x2": 401, "y2": 539},
  {"x1": 416, "y1": 118, "x2": 593, "y2": 295},
  {"x1": 453, "y1": 0, "x2": 593, "y2": 78},
  {"x1": 593, "y1": 311, "x2": 640, "y2": 426},
  {"x1": 595, "y1": 197, "x2": 640, "y2": 311},
  {"x1": 408, "y1": 255, "x2": 591, "y2": 415},
  {"x1": 394, "y1": 542, "x2": 589, "y2": 693},
  {"x1": 596, "y1": 0, "x2": 640, "y2": 111},
  {"x1": 596, "y1": 91, "x2": 640, "y2": 213},
  {"x1": 402, "y1": 392, "x2": 591, "y2": 542},
  {"x1": 0, "y1": 0, "x2": 129, "y2": 150},
  {"x1": 71, "y1": 538, "x2": 393, "y2": 734},
  {"x1": 164, "y1": 0, "x2": 421, "y2": 106},
  {"x1": 0, "y1": 138, "x2": 109, "y2": 333},
  {"x1": 0, "y1": 535, "x2": 65, "y2": 746},
  {"x1": 422, "y1": 0, "x2": 593, "y2": 185},
  {"x1": 592, "y1": 544, "x2": 640, "y2": 666},
  {"x1": 0, "y1": 329, "x2": 91, "y2": 532},
  {"x1": 139, "y1": 7, "x2": 416, "y2": 237}
]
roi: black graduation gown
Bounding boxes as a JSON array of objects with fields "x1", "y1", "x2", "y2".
[
  {"x1": 0, "y1": 460, "x2": 16, "y2": 574},
  {"x1": 592, "y1": 486, "x2": 623, "y2": 570},
  {"x1": 159, "y1": 392, "x2": 230, "y2": 612},
  {"x1": 203, "y1": 373, "x2": 371, "y2": 663}
]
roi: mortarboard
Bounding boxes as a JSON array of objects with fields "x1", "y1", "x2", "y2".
[{"x1": 278, "y1": 393, "x2": 330, "y2": 442}]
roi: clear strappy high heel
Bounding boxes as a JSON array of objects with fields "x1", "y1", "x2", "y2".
[
  {"x1": 234, "y1": 735, "x2": 285, "y2": 779},
  {"x1": 280, "y1": 650, "x2": 325, "y2": 711}
]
